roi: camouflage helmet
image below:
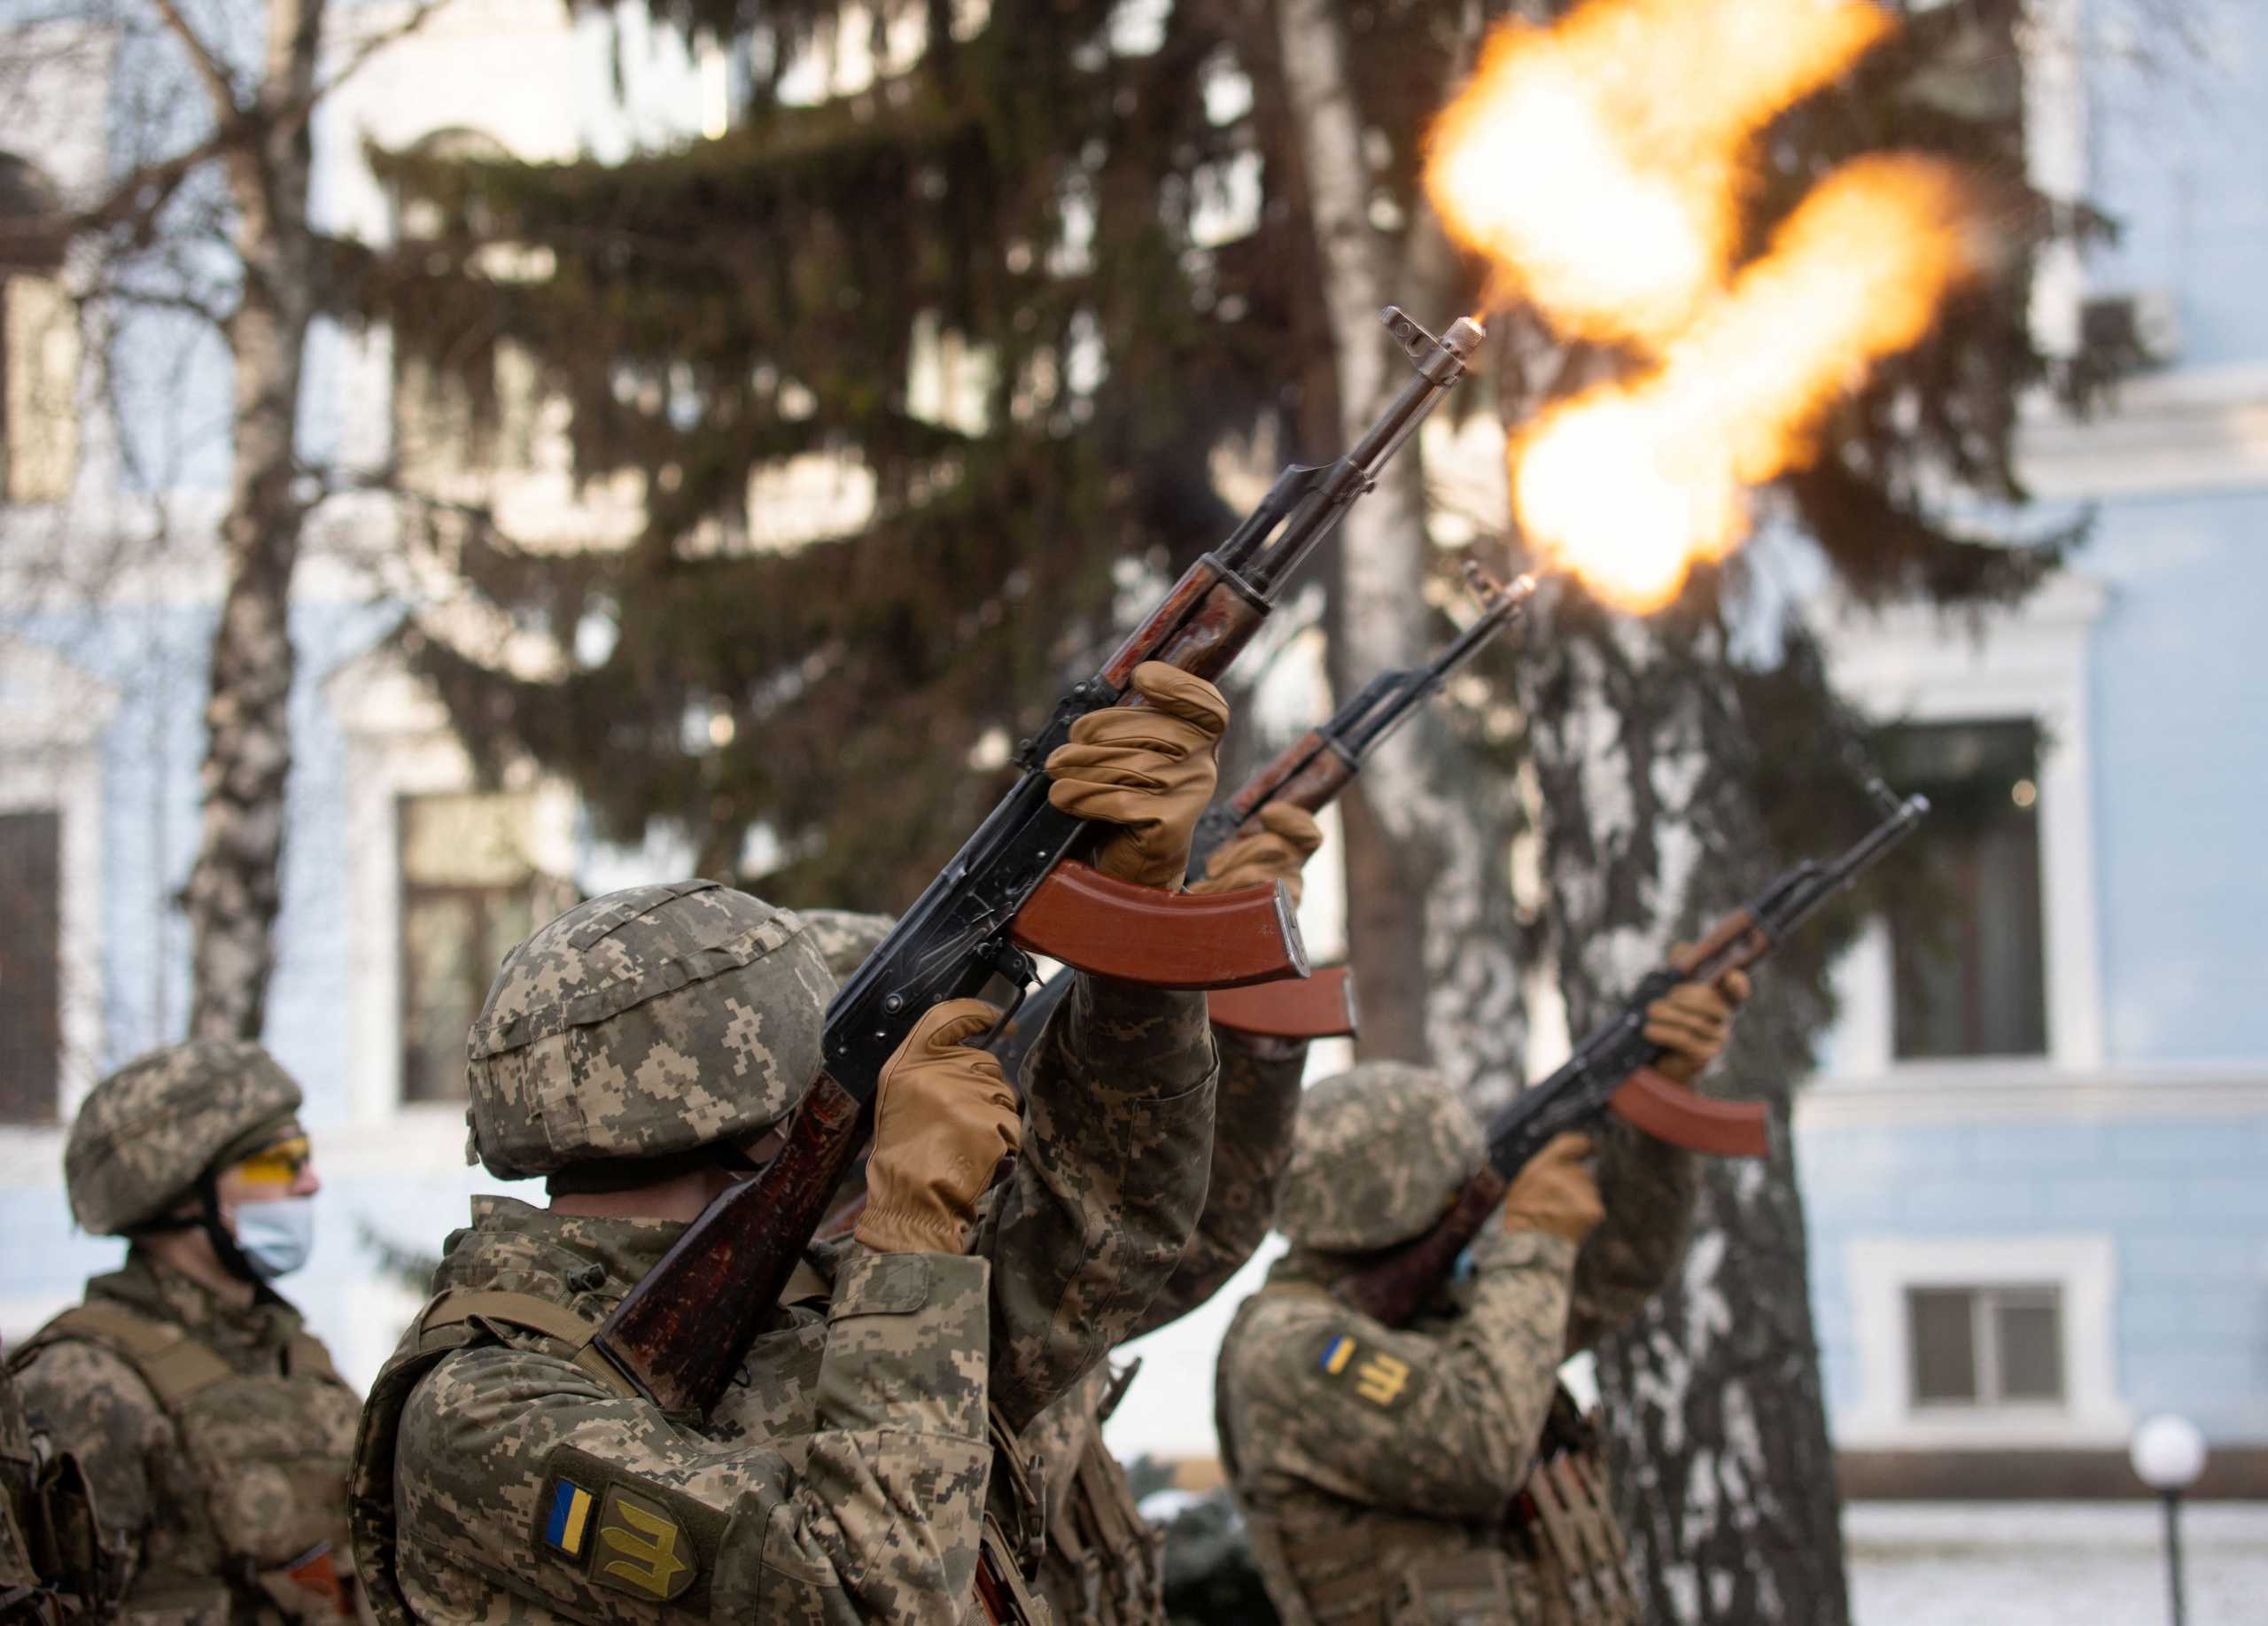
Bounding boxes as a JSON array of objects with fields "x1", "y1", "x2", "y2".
[
  {"x1": 798, "y1": 909, "x2": 894, "y2": 985},
  {"x1": 65, "y1": 1041, "x2": 304, "y2": 1235},
  {"x1": 1277, "y1": 1061, "x2": 1485, "y2": 1253},
  {"x1": 465, "y1": 880, "x2": 834, "y2": 1179}
]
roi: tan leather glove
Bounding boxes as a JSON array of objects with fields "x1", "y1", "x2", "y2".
[
  {"x1": 1644, "y1": 946, "x2": 1753, "y2": 1084},
  {"x1": 1045, "y1": 662, "x2": 1228, "y2": 889},
  {"x1": 1187, "y1": 804, "x2": 1324, "y2": 905},
  {"x1": 1501, "y1": 1132, "x2": 1604, "y2": 1245},
  {"x1": 856, "y1": 1000, "x2": 1022, "y2": 1256}
]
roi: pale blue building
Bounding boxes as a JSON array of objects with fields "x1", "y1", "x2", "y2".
[{"x1": 1798, "y1": 0, "x2": 2268, "y2": 1493}]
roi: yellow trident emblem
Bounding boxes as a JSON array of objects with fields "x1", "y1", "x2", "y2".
[{"x1": 597, "y1": 1490, "x2": 693, "y2": 1601}]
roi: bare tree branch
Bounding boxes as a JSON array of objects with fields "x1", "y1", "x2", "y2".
[
  {"x1": 307, "y1": 0, "x2": 454, "y2": 115},
  {"x1": 147, "y1": 0, "x2": 241, "y2": 118}
]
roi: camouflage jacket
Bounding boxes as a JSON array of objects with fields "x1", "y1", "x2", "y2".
[
  {"x1": 979, "y1": 975, "x2": 1220, "y2": 1431},
  {"x1": 1213, "y1": 1226, "x2": 1580, "y2": 1626},
  {"x1": 372, "y1": 1202, "x2": 993, "y2": 1624},
  {"x1": 3, "y1": 1355, "x2": 113, "y2": 1624},
  {"x1": 1, "y1": 1360, "x2": 39, "y2": 1605},
  {"x1": 1566, "y1": 1119, "x2": 1695, "y2": 1357},
  {"x1": 363, "y1": 973, "x2": 1218, "y2": 1626},
  {"x1": 1016, "y1": 1030, "x2": 1307, "y2": 1626},
  {"x1": 7, "y1": 1252, "x2": 359, "y2": 1626}
]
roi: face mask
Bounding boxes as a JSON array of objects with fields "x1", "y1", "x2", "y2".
[{"x1": 232, "y1": 1197, "x2": 316, "y2": 1280}]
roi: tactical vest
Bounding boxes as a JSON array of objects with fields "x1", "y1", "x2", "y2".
[
  {"x1": 2, "y1": 1362, "x2": 115, "y2": 1623},
  {"x1": 350, "y1": 1285, "x2": 641, "y2": 1626},
  {"x1": 9, "y1": 1303, "x2": 359, "y2": 1625},
  {"x1": 1029, "y1": 1359, "x2": 1164, "y2": 1626},
  {"x1": 1217, "y1": 1291, "x2": 1638, "y2": 1626},
  {"x1": 353, "y1": 1274, "x2": 1059, "y2": 1626}
]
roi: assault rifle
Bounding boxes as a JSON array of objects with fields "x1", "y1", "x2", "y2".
[
  {"x1": 993, "y1": 562, "x2": 1538, "y2": 1077},
  {"x1": 1334, "y1": 785, "x2": 1930, "y2": 1330},
  {"x1": 591, "y1": 307, "x2": 1487, "y2": 1415}
]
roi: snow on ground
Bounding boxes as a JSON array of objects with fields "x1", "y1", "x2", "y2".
[{"x1": 1846, "y1": 1502, "x2": 2268, "y2": 1626}]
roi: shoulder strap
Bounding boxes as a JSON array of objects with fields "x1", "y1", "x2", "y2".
[
  {"x1": 414, "y1": 1289, "x2": 639, "y2": 1401},
  {"x1": 284, "y1": 1331, "x2": 345, "y2": 1387},
  {"x1": 24, "y1": 1304, "x2": 234, "y2": 1410},
  {"x1": 351, "y1": 1285, "x2": 637, "y2": 1626}
]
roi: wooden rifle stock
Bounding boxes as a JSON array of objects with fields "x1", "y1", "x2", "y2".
[
  {"x1": 591, "y1": 1071, "x2": 866, "y2": 1414},
  {"x1": 1332, "y1": 1166, "x2": 1508, "y2": 1328}
]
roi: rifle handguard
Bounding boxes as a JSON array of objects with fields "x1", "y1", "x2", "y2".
[
  {"x1": 1207, "y1": 964, "x2": 1358, "y2": 1039},
  {"x1": 1606, "y1": 1067, "x2": 1771, "y2": 1158},
  {"x1": 1008, "y1": 862, "x2": 1309, "y2": 989}
]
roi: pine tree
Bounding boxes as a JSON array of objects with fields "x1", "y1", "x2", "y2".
[{"x1": 359, "y1": 0, "x2": 1304, "y2": 899}]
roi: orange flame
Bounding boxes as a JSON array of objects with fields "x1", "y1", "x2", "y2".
[
  {"x1": 1425, "y1": 0, "x2": 1893, "y2": 348},
  {"x1": 1510, "y1": 157, "x2": 1988, "y2": 612}
]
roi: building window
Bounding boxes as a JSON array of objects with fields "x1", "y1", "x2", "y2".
[
  {"x1": 1884, "y1": 719, "x2": 2047, "y2": 1059},
  {"x1": 398, "y1": 792, "x2": 561, "y2": 1103},
  {"x1": 0, "y1": 809, "x2": 60, "y2": 1123},
  {"x1": 1907, "y1": 1285, "x2": 2064, "y2": 1408},
  {"x1": 3, "y1": 270, "x2": 78, "y2": 505}
]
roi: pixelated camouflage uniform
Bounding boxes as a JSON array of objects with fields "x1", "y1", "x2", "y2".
[
  {"x1": 0, "y1": 1362, "x2": 42, "y2": 1611},
  {"x1": 802, "y1": 908, "x2": 1308, "y2": 1626},
  {"x1": 1016, "y1": 1028, "x2": 1307, "y2": 1626},
  {"x1": 1216, "y1": 1064, "x2": 1687, "y2": 1626},
  {"x1": 8, "y1": 1043, "x2": 360, "y2": 1626},
  {"x1": 351, "y1": 884, "x2": 1217, "y2": 1626},
  {"x1": 3, "y1": 1353, "x2": 117, "y2": 1622}
]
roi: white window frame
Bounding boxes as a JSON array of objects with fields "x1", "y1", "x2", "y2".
[
  {"x1": 1905, "y1": 1281, "x2": 2065, "y2": 1408},
  {"x1": 0, "y1": 636, "x2": 116, "y2": 1129},
  {"x1": 327, "y1": 646, "x2": 576, "y2": 1125},
  {"x1": 1843, "y1": 1233, "x2": 2130, "y2": 1449},
  {"x1": 1818, "y1": 571, "x2": 2106, "y2": 1082}
]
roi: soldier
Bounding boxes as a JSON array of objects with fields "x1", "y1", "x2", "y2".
[
  {"x1": 807, "y1": 799, "x2": 1327, "y2": 1625},
  {"x1": 1215, "y1": 966, "x2": 1748, "y2": 1626},
  {"x1": 350, "y1": 662, "x2": 1235, "y2": 1625},
  {"x1": 8, "y1": 1042, "x2": 363, "y2": 1623}
]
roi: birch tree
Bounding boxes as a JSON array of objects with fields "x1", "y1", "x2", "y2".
[
  {"x1": 1269, "y1": 0, "x2": 1529, "y2": 1103},
  {"x1": 1517, "y1": 597, "x2": 1865, "y2": 1622},
  {"x1": 1, "y1": 0, "x2": 445, "y2": 1039}
]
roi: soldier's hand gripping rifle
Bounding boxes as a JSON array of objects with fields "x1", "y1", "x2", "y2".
[
  {"x1": 591, "y1": 307, "x2": 1487, "y2": 1415},
  {"x1": 1334, "y1": 785, "x2": 1930, "y2": 1330},
  {"x1": 993, "y1": 562, "x2": 1538, "y2": 1076}
]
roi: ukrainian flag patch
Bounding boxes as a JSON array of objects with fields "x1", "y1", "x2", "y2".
[
  {"x1": 543, "y1": 1479, "x2": 595, "y2": 1560},
  {"x1": 1313, "y1": 1330, "x2": 1418, "y2": 1410}
]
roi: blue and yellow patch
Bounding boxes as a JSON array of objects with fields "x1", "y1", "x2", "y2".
[
  {"x1": 1313, "y1": 1329, "x2": 1417, "y2": 1411},
  {"x1": 535, "y1": 1447, "x2": 730, "y2": 1612},
  {"x1": 543, "y1": 1479, "x2": 595, "y2": 1560}
]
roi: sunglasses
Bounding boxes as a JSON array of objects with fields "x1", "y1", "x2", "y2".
[{"x1": 233, "y1": 1134, "x2": 314, "y2": 1186}]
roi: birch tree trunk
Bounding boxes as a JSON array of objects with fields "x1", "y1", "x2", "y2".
[
  {"x1": 180, "y1": 0, "x2": 324, "y2": 1039},
  {"x1": 1270, "y1": 0, "x2": 1526, "y2": 1101},
  {"x1": 1517, "y1": 588, "x2": 1851, "y2": 1625}
]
